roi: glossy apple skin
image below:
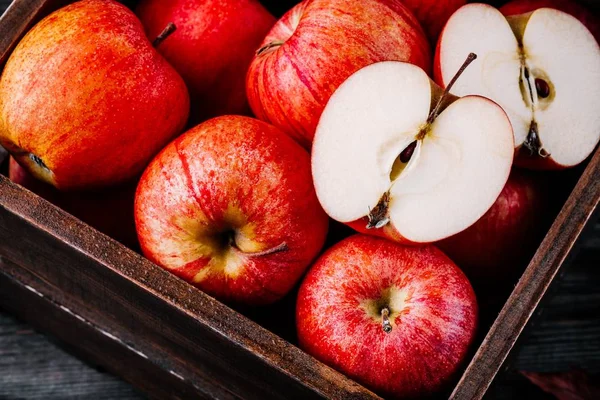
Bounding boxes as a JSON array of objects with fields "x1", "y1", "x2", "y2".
[
  {"x1": 0, "y1": 0, "x2": 189, "y2": 191},
  {"x1": 297, "y1": 235, "x2": 477, "y2": 399},
  {"x1": 500, "y1": 0, "x2": 600, "y2": 43},
  {"x1": 438, "y1": 169, "x2": 548, "y2": 305},
  {"x1": 402, "y1": 0, "x2": 466, "y2": 43},
  {"x1": 135, "y1": 0, "x2": 275, "y2": 123},
  {"x1": 347, "y1": 218, "x2": 415, "y2": 245},
  {"x1": 135, "y1": 116, "x2": 328, "y2": 305},
  {"x1": 9, "y1": 157, "x2": 138, "y2": 248},
  {"x1": 246, "y1": 0, "x2": 431, "y2": 148}
]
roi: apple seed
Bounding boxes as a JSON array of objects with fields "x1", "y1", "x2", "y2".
[{"x1": 535, "y1": 78, "x2": 550, "y2": 99}]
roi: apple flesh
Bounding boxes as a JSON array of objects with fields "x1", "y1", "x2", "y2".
[
  {"x1": 0, "y1": 0, "x2": 189, "y2": 190},
  {"x1": 246, "y1": 0, "x2": 431, "y2": 148},
  {"x1": 297, "y1": 234, "x2": 478, "y2": 399},
  {"x1": 436, "y1": 3, "x2": 600, "y2": 169},
  {"x1": 500, "y1": 0, "x2": 600, "y2": 43},
  {"x1": 438, "y1": 168, "x2": 548, "y2": 300},
  {"x1": 135, "y1": 116, "x2": 328, "y2": 305},
  {"x1": 312, "y1": 59, "x2": 514, "y2": 244},
  {"x1": 9, "y1": 157, "x2": 138, "y2": 248},
  {"x1": 135, "y1": 0, "x2": 275, "y2": 123}
]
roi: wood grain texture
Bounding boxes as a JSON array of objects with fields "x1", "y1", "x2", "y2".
[
  {"x1": 0, "y1": 301, "x2": 142, "y2": 400},
  {"x1": 451, "y1": 146, "x2": 600, "y2": 398},
  {"x1": 0, "y1": 173, "x2": 377, "y2": 399}
]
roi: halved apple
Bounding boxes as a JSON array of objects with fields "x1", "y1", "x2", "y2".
[
  {"x1": 312, "y1": 57, "x2": 515, "y2": 244},
  {"x1": 436, "y1": 4, "x2": 600, "y2": 169}
]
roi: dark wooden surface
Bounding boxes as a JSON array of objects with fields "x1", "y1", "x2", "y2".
[{"x1": 1, "y1": 0, "x2": 600, "y2": 399}]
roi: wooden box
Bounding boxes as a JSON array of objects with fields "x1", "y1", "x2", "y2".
[{"x1": 0, "y1": 0, "x2": 599, "y2": 398}]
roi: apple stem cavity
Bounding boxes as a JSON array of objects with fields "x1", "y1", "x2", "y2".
[
  {"x1": 153, "y1": 22, "x2": 177, "y2": 47},
  {"x1": 381, "y1": 307, "x2": 392, "y2": 333},
  {"x1": 256, "y1": 41, "x2": 285, "y2": 56},
  {"x1": 427, "y1": 52, "x2": 477, "y2": 125}
]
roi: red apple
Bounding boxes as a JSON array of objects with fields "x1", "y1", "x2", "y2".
[
  {"x1": 500, "y1": 0, "x2": 600, "y2": 43},
  {"x1": 9, "y1": 157, "x2": 138, "y2": 248},
  {"x1": 246, "y1": 0, "x2": 431, "y2": 148},
  {"x1": 135, "y1": 116, "x2": 328, "y2": 305},
  {"x1": 438, "y1": 168, "x2": 549, "y2": 289},
  {"x1": 0, "y1": 0, "x2": 189, "y2": 190},
  {"x1": 312, "y1": 58, "x2": 514, "y2": 245},
  {"x1": 297, "y1": 235, "x2": 477, "y2": 399},
  {"x1": 435, "y1": 3, "x2": 600, "y2": 170},
  {"x1": 402, "y1": 0, "x2": 466, "y2": 42},
  {"x1": 135, "y1": 0, "x2": 275, "y2": 123}
]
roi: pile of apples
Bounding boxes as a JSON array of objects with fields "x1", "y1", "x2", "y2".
[{"x1": 1, "y1": 0, "x2": 599, "y2": 397}]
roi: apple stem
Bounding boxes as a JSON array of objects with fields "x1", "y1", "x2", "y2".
[
  {"x1": 381, "y1": 308, "x2": 392, "y2": 333},
  {"x1": 231, "y1": 241, "x2": 289, "y2": 257},
  {"x1": 427, "y1": 52, "x2": 477, "y2": 124},
  {"x1": 153, "y1": 22, "x2": 177, "y2": 47},
  {"x1": 256, "y1": 41, "x2": 285, "y2": 56}
]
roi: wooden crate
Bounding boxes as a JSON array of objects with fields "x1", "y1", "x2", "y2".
[{"x1": 0, "y1": 0, "x2": 599, "y2": 398}]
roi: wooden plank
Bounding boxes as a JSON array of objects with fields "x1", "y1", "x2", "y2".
[
  {"x1": 0, "y1": 0, "x2": 48, "y2": 64},
  {"x1": 0, "y1": 174, "x2": 377, "y2": 400},
  {"x1": 0, "y1": 274, "x2": 143, "y2": 400},
  {"x1": 450, "y1": 145, "x2": 600, "y2": 399}
]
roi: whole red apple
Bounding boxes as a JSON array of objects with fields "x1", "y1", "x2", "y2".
[
  {"x1": 0, "y1": 0, "x2": 189, "y2": 190},
  {"x1": 297, "y1": 235, "x2": 478, "y2": 399},
  {"x1": 246, "y1": 0, "x2": 431, "y2": 148},
  {"x1": 9, "y1": 157, "x2": 138, "y2": 248},
  {"x1": 135, "y1": 0, "x2": 275, "y2": 123},
  {"x1": 135, "y1": 115, "x2": 328, "y2": 305},
  {"x1": 438, "y1": 169, "x2": 549, "y2": 302},
  {"x1": 500, "y1": 0, "x2": 600, "y2": 42},
  {"x1": 402, "y1": 0, "x2": 466, "y2": 42}
]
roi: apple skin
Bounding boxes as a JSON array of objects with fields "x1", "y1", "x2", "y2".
[
  {"x1": 246, "y1": 0, "x2": 431, "y2": 148},
  {"x1": 438, "y1": 168, "x2": 548, "y2": 302},
  {"x1": 9, "y1": 157, "x2": 138, "y2": 248},
  {"x1": 401, "y1": 0, "x2": 466, "y2": 43},
  {"x1": 135, "y1": 116, "x2": 329, "y2": 305},
  {"x1": 135, "y1": 0, "x2": 275, "y2": 123},
  {"x1": 297, "y1": 235, "x2": 477, "y2": 399},
  {"x1": 500, "y1": 0, "x2": 600, "y2": 43},
  {"x1": 0, "y1": 0, "x2": 189, "y2": 191}
]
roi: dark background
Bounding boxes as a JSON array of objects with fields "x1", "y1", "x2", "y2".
[{"x1": 0, "y1": 0, "x2": 599, "y2": 399}]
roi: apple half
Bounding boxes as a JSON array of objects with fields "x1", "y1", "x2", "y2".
[
  {"x1": 312, "y1": 58, "x2": 515, "y2": 244},
  {"x1": 436, "y1": 4, "x2": 600, "y2": 169}
]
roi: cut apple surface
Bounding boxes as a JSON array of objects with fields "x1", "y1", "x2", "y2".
[
  {"x1": 312, "y1": 60, "x2": 514, "y2": 244},
  {"x1": 436, "y1": 4, "x2": 600, "y2": 169}
]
